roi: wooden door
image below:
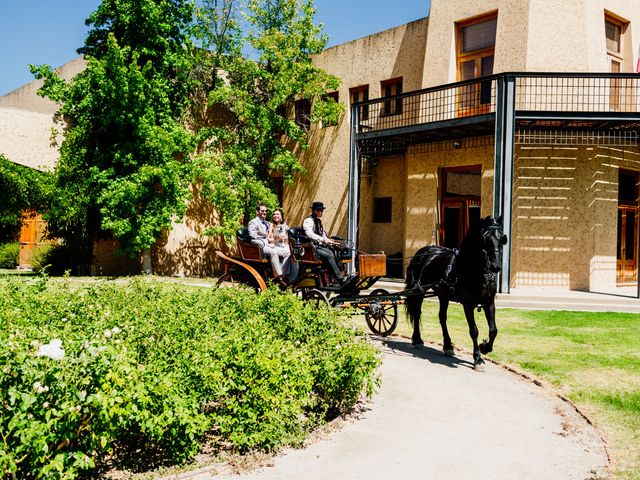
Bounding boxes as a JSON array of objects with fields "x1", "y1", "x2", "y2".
[
  {"x1": 441, "y1": 198, "x2": 481, "y2": 249},
  {"x1": 18, "y1": 211, "x2": 46, "y2": 268},
  {"x1": 617, "y1": 205, "x2": 638, "y2": 283},
  {"x1": 440, "y1": 166, "x2": 482, "y2": 248}
]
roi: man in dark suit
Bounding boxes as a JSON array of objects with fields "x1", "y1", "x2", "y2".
[{"x1": 303, "y1": 201, "x2": 345, "y2": 284}]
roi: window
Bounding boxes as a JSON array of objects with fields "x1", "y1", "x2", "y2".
[
  {"x1": 321, "y1": 91, "x2": 339, "y2": 127},
  {"x1": 381, "y1": 78, "x2": 402, "y2": 116},
  {"x1": 605, "y1": 14, "x2": 627, "y2": 110},
  {"x1": 294, "y1": 99, "x2": 311, "y2": 130},
  {"x1": 350, "y1": 85, "x2": 369, "y2": 121},
  {"x1": 605, "y1": 18, "x2": 622, "y2": 55},
  {"x1": 456, "y1": 13, "x2": 497, "y2": 115},
  {"x1": 373, "y1": 197, "x2": 392, "y2": 223}
]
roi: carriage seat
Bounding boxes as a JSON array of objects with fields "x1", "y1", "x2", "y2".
[
  {"x1": 236, "y1": 228, "x2": 268, "y2": 263},
  {"x1": 288, "y1": 227, "x2": 321, "y2": 265}
]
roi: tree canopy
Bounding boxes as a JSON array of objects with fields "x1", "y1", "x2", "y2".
[
  {"x1": 32, "y1": 0, "x2": 341, "y2": 268},
  {"x1": 192, "y1": 0, "x2": 342, "y2": 236},
  {"x1": 32, "y1": 0, "x2": 197, "y2": 264}
]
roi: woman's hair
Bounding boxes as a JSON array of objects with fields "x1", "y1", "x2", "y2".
[{"x1": 272, "y1": 208, "x2": 285, "y2": 224}]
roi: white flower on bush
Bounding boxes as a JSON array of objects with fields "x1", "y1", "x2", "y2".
[
  {"x1": 36, "y1": 339, "x2": 65, "y2": 360},
  {"x1": 33, "y1": 381, "x2": 49, "y2": 394},
  {"x1": 103, "y1": 326, "x2": 122, "y2": 339}
]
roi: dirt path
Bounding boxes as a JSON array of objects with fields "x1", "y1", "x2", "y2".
[{"x1": 179, "y1": 336, "x2": 608, "y2": 480}]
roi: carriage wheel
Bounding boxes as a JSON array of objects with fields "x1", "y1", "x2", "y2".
[
  {"x1": 364, "y1": 288, "x2": 398, "y2": 337},
  {"x1": 302, "y1": 288, "x2": 331, "y2": 309},
  {"x1": 216, "y1": 270, "x2": 258, "y2": 292}
]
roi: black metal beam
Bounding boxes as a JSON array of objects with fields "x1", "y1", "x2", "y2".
[
  {"x1": 516, "y1": 110, "x2": 640, "y2": 122},
  {"x1": 347, "y1": 103, "x2": 360, "y2": 274},
  {"x1": 356, "y1": 114, "x2": 495, "y2": 141},
  {"x1": 494, "y1": 76, "x2": 516, "y2": 294}
]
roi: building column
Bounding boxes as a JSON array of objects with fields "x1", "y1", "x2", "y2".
[
  {"x1": 493, "y1": 75, "x2": 516, "y2": 293},
  {"x1": 347, "y1": 103, "x2": 360, "y2": 274}
]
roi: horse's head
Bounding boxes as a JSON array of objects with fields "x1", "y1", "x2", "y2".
[{"x1": 480, "y1": 216, "x2": 508, "y2": 273}]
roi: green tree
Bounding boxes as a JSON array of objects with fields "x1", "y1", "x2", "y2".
[
  {"x1": 0, "y1": 155, "x2": 52, "y2": 242},
  {"x1": 33, "y1": 0, "x2": 340, "y2": 271},
  {"x1": 32, "y1": 0, "x2": 196, "y2": 270},
  {"x1": 192, "y1": 0, "x2": 343, "y2": 236}
]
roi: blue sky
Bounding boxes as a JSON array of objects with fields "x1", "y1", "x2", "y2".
[{"x1": 0, "y1": 0, "x2": 431, "y2": 96}]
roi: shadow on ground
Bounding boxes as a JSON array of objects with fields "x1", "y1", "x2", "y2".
[{"x1": 377, "y1": 336, "x2": 475, "y2": 370}]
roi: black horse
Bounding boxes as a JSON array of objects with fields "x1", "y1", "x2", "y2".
[{"x1": 405, "y1": 216, "x2": 508, "y2": 371}]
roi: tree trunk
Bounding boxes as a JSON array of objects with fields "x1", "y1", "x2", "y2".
[{"x1": 142, "y1": 248, "x2": 153, "y2": 275}]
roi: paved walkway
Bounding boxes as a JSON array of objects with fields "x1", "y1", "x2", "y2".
[{"x1": 172, "y1": 336, "x2": 608, "y2": 480}]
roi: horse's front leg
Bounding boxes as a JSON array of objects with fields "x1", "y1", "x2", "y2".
[
  {"x1": 438, "y1": 295, "x2": 454, "y2": 356},
  {"x1": 480, "y1": 301, "x2": 498, "y2": 355},
  {"x1": 463, "y1": 304, "x2": 484, "y2": 371}
]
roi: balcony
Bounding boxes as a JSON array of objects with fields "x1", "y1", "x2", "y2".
[{"x1": 353, "y1": 72, "x2": 640, "y2": 156}]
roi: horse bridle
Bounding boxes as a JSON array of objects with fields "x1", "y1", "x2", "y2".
[{"x1": 481, "y1": 223, "x2": 505, "y2": 277}]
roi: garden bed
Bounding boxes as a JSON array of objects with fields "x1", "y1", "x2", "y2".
[{"x1": 0, "y1": 276, "x2": 380, "y2": 479}]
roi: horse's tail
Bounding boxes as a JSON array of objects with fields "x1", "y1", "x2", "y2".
[
  {"x1": 405, "y1": 292, "x2": 424, "y2": 328},
  {"x1": 404, "y1": 245, "x2": 452, "y2": 333},
  {"x1": 405, "y1": 252, "x2": 426, "y2": 330}
]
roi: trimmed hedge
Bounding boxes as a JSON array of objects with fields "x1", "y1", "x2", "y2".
[{"x1": 0, "y1": 277, "x2": 380, "y2": 479}]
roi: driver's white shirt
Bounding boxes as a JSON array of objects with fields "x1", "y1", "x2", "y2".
[{"x1": 303, "y1": 216, "x2": 329, "y2": 244}]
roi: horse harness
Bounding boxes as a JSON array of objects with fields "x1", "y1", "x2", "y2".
[{"x1": 409, "y1": 224, "x2": 502, "y2": 308}]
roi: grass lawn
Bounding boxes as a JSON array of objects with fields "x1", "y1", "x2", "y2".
[{"x1": 374, "y1": 300, "x2": 640, "y2": 479}]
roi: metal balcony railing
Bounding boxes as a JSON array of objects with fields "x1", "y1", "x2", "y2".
[{"x1": 353, "y1": 72, "x2": 640, "y2": 136}]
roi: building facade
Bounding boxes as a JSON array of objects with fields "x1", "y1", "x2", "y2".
[{"x1": 284, "y1": 0, "x2": 640, "y2": 294}]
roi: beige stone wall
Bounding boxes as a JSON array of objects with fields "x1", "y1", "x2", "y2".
[
  {"x1": 0, "y1": 107, "x2": 60, "y2": 171},
  {"x1": 527, "y1": 0, "x2": 639, "y2": 72},
  {"x1": 403, "y1": 140, "x2": 495, "y2": 270},
  {"x1": 512, "y1": 144, "x2": 640, "y2": 292},
  {"x1": 0, "y1": 57, "x2": 84, "y2": 171},
  {"x1": 284, "y1": 18, "x2": 429, "y2": 233},
  {"x1": 151, "y1": 185, "x2": 232, "y2": 277},
  {"x1": 0, "y1": 57, "x2": 86, "y2": 114},
  {"x1": 358, "y1": 155, "x2": 406, "y2": 256},
  {"x1": 424, "y1": 0, "x2": 640, "y2": 84},
  {"x1": 424, "y1": 0, "x2": 530, "y2": 86}
]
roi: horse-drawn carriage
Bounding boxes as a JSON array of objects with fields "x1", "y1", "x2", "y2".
[
  {"x1": 215, "y1": 227, "x2": 402, "y2": 336},
  {"x1": 216, "y1": 216, "x2": 508, "y2": 370}
]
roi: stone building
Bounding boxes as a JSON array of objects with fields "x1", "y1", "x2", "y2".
[
  {"x1": 2, "y1": 0, "x2": 640, "y2": 293},
  {"x1": 284, "y1": 0, "x2": 640, "y2": 294}
]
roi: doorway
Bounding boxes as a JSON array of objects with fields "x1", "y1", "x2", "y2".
[
  {"x1": 617, "y1": 169, "x2": 639, "y2": 284},
  {"x1": 440, "y1": 165, "x2": 482, "y2": 249}
]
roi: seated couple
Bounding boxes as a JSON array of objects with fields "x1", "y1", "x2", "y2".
[{"x1": 247, "y1": 203, "x2": 297, "y2": 286}]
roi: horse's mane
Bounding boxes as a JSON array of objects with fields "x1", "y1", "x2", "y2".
[{"x1": 460, "y1": 216, "x2": 496, "y2": 252}]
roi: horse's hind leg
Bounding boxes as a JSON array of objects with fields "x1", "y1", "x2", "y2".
[
  {"x1": 480, "y1": 301, "x2": 498, "y2": 355},
  {"x1": 406, "y1": 293, "x2": 425, "y2": 346},
  {"x1": 438, "y1": 296, "x2": 454, "y2": 356},
  {"x1": 463, "y1": 304, "x2": 485, "y2": 371}
]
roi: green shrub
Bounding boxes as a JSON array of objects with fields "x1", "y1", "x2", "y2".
[
  {"x1": 0, "y1": 278, "x2": 380, "y2": 479},
  {"x1": 29, "y1": 244, "x2": 83, "y2": 275},
  {"x1": 0, "y1": 243, "x2": 19, "y2": 268}
]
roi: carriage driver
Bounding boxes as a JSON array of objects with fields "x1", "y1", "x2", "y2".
[{"x1": 303, "y1": 201, "x2": 346, "y2": 285}]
